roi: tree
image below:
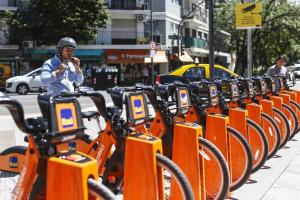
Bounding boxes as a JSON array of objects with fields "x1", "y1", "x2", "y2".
[
  {"x1": 214, "y1": 0, "x2": 300, "y2": 75},
  {"x1": 7, "y1": 0, "x2": 110, "y2": 45}
]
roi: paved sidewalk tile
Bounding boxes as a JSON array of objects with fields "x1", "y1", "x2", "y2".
[{"x1": 232, "y1": 133, "x2": 300, "y2": 200}]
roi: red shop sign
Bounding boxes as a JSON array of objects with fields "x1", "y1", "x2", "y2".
[{"x1": 105, "y1": 49, "x2": 149, "y2": 64}]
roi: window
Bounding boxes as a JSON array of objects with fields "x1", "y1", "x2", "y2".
[
  {"x1": 171, "y1": 23, "x2": 178, "y2": 34},
  {"x1": 198, "y1": 31, "x2": 202, "y2": 38},
  {"x1": 28, "y1": 69, "x2": 41, "y2": 77},
  {"x1": 183, "y1": 67, "x2": 205, "y2": 80},
  {"x1": 203, "y1": 33, "x2": 208, "y2": 41},
  {"x1": 153, "y1": 34, "x2": 161, "y2": 43},
  {"x1": 185, "y1": 28, "x2": 190, "y2": 37},
  {"x1": 171, "y1": 0, "x2": 180, "y2": 5},
  {"x1": 192, "y1": 29, "x2": 197, "y2": 37},
  {"x1": 214, "y1": 68, "x2": 231, "y2": 80}
]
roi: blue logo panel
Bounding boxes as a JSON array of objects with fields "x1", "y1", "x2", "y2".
[
  {"x1": 134, "y1": 99, "x2": 143, "y2": 115},
  {"x1": 9, "y1": 157, "x2": 18, "y2": 168},
  {"x1": 61, "y1": 108, "x2": 74, "y2": 128},
  {"x1": 69, "y1": 141, "x2": 77, "y2": 151}
]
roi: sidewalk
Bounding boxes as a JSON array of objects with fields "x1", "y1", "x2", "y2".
[{"x1": 231, "y1": 132, "x2": 300, "y2": 200}]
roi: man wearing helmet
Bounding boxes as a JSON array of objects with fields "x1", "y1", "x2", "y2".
[{"x1": 41, "y1": 37, "x2": 84, "y2": 96}]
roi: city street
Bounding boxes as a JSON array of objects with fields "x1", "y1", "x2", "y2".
[{"x1": 0, "y1": 91, "x2": 113, "y2": 116}]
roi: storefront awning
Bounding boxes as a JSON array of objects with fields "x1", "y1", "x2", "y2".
[
  {"x1": 144, "y1": 50, "x2": 168, "y2": 64},
  {"x1": 29, "y1": 49, "x2": 103, "y2": 57},
  {"x1": 179, "y1": 51, "x2": 193, "y2": 63}
]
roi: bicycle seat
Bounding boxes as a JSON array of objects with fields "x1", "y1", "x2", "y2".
[
  {"x1": 0, "y1": 146, "x2": 26, "y2": 156},
  {"x1": 81, "y1": 111, "x2": 100, "y2": 119},
  {"x1": 107, "y1": 87, "x2": 124, "y2": 110}
]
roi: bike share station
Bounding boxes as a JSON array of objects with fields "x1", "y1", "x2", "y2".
[{"x1": 1, "y1": 70, "x2": 300, "y2": 200}]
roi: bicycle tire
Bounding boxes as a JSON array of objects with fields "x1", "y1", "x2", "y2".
[
  {"x1": 282, "y1": 103, "x2": 299, "y2": 139},
  {"x1": 156, "y1": 153, "x2": 195, "y2": 200},
  {"x1": 198, "y1": 137, "x2": 230, "y2": 200},
  {"x1": 273, "y1": 107, "x2": 290, "y2": 148},
  {"x1": 261, "y1": 112, "x2": 281, "y2": 159},
  {"x1": 246, "y1": 118, "x2": 269, "y2": 173},
  {"x1": 88, "y1": 178, "x2": 116, "y2": 200},
  {"x1": 226, "y1": 126, "x2": 252, "y2": 191},
  {"x1": 290, "y1": 100, "x2": 300, "y2": 133},
  {"x1": 103, "y1": 152, "x2": 194, "y2": 200}
]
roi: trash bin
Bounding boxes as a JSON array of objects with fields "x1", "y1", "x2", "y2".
[{"x1": 92, "y1": 66, "x2": 118, "y2": 90}]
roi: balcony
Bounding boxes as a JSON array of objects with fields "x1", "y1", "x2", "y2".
[
  {"x1": 96, "y1": 31, "x2": 149, "y2": 45},
  {"x1": 109, "y1": 0, "x2": 148, "y2": 10},
  {"x1": 184, "y1": 37, "x2": 208, "y2": 49},
  {"x1": 0, "y1": 0, "x2": 24, "y2": 9},
  {"x1": 183, "y1": 8, "x2": 207, "y2": 24}
]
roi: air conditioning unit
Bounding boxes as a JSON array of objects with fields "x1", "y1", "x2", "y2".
[
  {"x1": 136, "y1": 14, "x2": 147, "y2": 23},
  {"x1": 22, "y1": 41, "x2": 34, "y2": 48}
]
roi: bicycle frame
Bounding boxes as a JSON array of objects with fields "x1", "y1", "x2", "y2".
[{"x1": 0, "y1": 93, "x2": 100, "y2": 200}]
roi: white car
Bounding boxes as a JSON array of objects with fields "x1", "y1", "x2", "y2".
[
  {"x1": 293, "y1": 66, "x2": 300, "y2": 79},
  {"x1": 5, "y1": 68, "x2": 46, "y2": 95}
]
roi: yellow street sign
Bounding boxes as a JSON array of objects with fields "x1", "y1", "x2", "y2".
[{"x1": 235, "y1": 2, "x2": 262, "y2": 29}]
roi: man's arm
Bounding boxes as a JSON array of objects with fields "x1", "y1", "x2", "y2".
[
  {"x1": 68, "y1": 57, "x2": 84, "y2": 85},
  {"x1": 41, "y1": 62, "x2": 65, "y2": 86},
  {"x1": 41, "y1": 63, "x2": 56, "y2": 86}
]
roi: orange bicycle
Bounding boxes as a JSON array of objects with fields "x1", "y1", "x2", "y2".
[{"x1": 0, "y1": 91, "x2": 116, "y2": 200}]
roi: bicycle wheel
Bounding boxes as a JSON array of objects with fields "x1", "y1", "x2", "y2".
[
  {"x1": 290, "y1": 100, "x2": 300, "y2": 133},
  {"x1": 246, "y1": 118, "x2": 268, "y2": 173},
  {"x1": 226, "y1": 126, "x2": 252, "y2": 191},
  {"x1": 273, "y1": 107, "x2": 290, "y2": 148},
  {"x1": 103, "y1": 152, "x2": 194, "y2": 200},
  {"x1": 156, "y1": 153, "x2": 194, "y2": 200},
  {"x1": 261, "y1": 113, "x2": 281, "y2": 159},
  {"x1": 282, "y1": 103, "x2": 299, "y2": 139},
  {"x1": 198, "y1": 137, "x2": 230, "y2": 200},
  {"x1": 88, "y1": 178, "x2": 116, "y2": 200}
]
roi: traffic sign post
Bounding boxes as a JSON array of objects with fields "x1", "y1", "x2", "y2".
[
  {"x1": 235, "y1": 2, "x2": 262, "y2": 77},
  {"x1": 235, "y1": 2, "x2": 262, "y2": 29}
]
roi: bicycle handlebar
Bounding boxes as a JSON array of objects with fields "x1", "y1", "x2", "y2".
[
  {"x1": 59, "y1": 89, "x2": 108, "y2": 119},
  {"x1": 0, "y1": 92, "x2": 34, "y2": 133}
]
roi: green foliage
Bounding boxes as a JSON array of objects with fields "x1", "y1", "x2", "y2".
[
  {"x1": 7, "y1": 0, "x2": 110, "y2": 45},
  {"x1": 214, "y1": 0, "x2": 300, "y2": 75}
]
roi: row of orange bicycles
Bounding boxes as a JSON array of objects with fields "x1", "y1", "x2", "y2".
[{"x1": 0, "y1": 74, "x2": 299, "y2": 200}]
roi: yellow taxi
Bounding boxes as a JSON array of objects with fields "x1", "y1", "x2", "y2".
[{"x1": 156, "y1": 64, "x2": 239, "y2": 84}]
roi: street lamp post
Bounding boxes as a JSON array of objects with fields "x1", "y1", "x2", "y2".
[
  {"x1": 150, "y1": 0, "x2": 154, "y2": 85},
  {"x1": 208, "y1": 0, "x2": 215, "y2": 79}
]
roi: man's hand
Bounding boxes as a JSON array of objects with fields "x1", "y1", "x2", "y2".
[
  {"x1": 54, "y1": 61, "x2": 69, "y2": 77},
  {"x1": 71, "y1": 57, "x2": 82, "y2": 74}
]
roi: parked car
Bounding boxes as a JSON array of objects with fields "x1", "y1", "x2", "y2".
[
  {"x1": 156, "y1": 64, "x2": 239, "y2": 85},
  {"x1": 293, "y1": 66, "x2": 300, "y2": 79},
  {"x1": 5, "y1": 68, "x2": 45, "y2": 95}
]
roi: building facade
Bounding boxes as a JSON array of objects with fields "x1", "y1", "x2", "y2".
[{"x1": 0, "y1": 0, "x2": 232, "y2": 87}]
